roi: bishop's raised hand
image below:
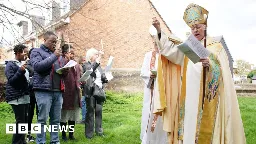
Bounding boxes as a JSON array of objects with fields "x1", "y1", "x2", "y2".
[{"x1": 152, "y1": 17, "x2": 161, "y2": 34}]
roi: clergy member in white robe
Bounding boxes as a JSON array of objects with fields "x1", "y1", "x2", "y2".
[
  {"x1": 152, "y1": 3, "x2": 246, "y2": 144},
  {"x1": 140, "y1": 37, "x2": 168, "y2": 144}
]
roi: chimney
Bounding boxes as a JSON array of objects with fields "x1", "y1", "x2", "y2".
[
  {"x1": 70, "y1": 0, "x2": 87, "y2": 10},
  {"x1": 52, "y1": 1, "x2": 61, "y2": 21},
  {"x1": 31, "y1": 15, "x2": 45, "y2": 31},
  {"x1": 17, "y1": 21, "x2": 28, "y2": 36}
]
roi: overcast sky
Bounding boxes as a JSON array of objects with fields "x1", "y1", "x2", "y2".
[
  {"x1": 153, "y1": 0, "x2": 256, "y2": 65},
  {"x1": 0, "y1": 0, "x2": 255, "y2": 65}
]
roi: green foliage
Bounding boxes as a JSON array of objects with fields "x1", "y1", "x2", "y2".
[{"x1": 247, "y1": 70, "x2": 256, "y2": 79}]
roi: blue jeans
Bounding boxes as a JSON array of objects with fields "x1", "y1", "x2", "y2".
[
  {"x1": 81, "y1": 96, "x2": 87, "y2": 121},
  {"x1": 35, "y1": 91, "x2": 63, "y2": 144}
]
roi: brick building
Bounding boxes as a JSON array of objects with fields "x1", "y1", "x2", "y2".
[
  {"x1": 17, "y1": 0, "x2": 172, "y2": 70},
  {"x1": 0, "y1": 48, "x2": 13, "y2": 62}
]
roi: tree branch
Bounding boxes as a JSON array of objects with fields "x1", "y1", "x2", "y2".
[{"x1": 0, "y1": 4, "x2": 45, "y2": 31}]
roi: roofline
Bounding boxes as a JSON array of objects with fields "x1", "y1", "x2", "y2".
[
  {"x1": 66, "y1": 0, "x2": 90, "y2": 18},
  {"x1": 13, "y1": 0, "x2": 90, "y2": 45},
  {"x1": 16, "y1": 0, "x2": 171, "y2": 44},
  {"x1": 14, "y1": 16, "x2": 70, "y2": 45}
]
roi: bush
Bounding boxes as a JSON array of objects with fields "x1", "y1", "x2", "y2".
[{"x1": 247, "y1": 70, "x2": 256, "y2": 79}]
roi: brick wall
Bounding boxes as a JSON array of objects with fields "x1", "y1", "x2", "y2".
[
  {"x1": 20, "y1": 0, "x2": 173, "y2": 92},
  {"x1": 0, "y1": 49, "x2": 14, "y2": 62},
  {"x1": 56, "y1": 0, "x2": 172, "y2": 69}
]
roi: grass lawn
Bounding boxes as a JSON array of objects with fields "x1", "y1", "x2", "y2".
[
  {"x1": 0, "y1": 92, "x2": 255, "y2": 144},
  {"x1": 238, "y1": 97, "x2": 256, "y2": 144}
]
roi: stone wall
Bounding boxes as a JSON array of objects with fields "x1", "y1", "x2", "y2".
[
  {"x1": 235, "y1": 83, "x2": 256, "y2": 96},
  {"x1": 105, "y1": 68, "x2": 144, "y2": 93}
]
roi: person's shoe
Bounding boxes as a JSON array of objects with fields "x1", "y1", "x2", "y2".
[
  {"x1": 69, "y1": 132, "x2": 76, "y2": 140},
  {"x1": 26, "y1": 135, "x2": 35, "y2": 143},
  {"x1": 68, "y1": 121, "x2": 76, "y2": 141},
  {"x1": 50, "y1": 142, "x2": 60, "y2": 144},
  {"x1": 60, "y1": 122, "x2": 68, "y2": 142},
  {"x1": 62, "y1": 131, "x2": 68, "y2": 142},
  {"x1": 62, "y1": 135, "x2": 68, "y2": 142},
  {"x1": 96, "y1": 128, "x2": 104, "y2": 137}
]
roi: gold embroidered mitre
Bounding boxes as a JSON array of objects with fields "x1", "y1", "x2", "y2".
[{"x1": 183, "y1": 3, "x2": 209, "y2": 28}]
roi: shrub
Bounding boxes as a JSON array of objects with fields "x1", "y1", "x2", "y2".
[{"x1": 247, "y1": 70, "x2": 256, "y2": 79}]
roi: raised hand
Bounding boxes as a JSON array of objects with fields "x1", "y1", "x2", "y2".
[
  {"x1": 152, "y1": 17, "x2": 161, "y2": 33},
  {"x1": 20, "y1": 64, "x2": 27, "y2": 71},
  {"x1": 54, "y1": 49, "x2": 61, "y2": 57},
  {"x1": 150, "y1": 71, "x2": 156, "y2": 79}
]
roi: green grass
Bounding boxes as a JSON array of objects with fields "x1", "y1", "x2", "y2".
[
  {"x1": 238, "y1": 97, "x2": 256, "y2": 144},
  {"x1": 0, "y1": 93, "x2": 255, "y2": 144},
  {"x1": 0, "y1": 92, "x2": 143, "y2": 144}
]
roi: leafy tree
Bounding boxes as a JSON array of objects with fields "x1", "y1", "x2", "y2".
[{"x1": 235, "y1": 59, "x2": 252, "y2": 75}]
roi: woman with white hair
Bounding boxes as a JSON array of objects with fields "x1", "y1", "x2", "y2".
[{"x1": 82, "y1": 48, "x2": 108, "y2": 139}]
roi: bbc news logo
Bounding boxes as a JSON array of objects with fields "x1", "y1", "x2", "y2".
[{"x1": 6, "y1": 124, "x2": 74, "y2": 134}]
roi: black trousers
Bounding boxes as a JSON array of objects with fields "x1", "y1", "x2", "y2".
[
  {"x1": 85, "y1": 96, "x2": 103, "y2": 138},
  {"x1": 11, "y1": 104, "x2": 28, "y2": 144},
  {"x1": 28, "y1": 92, "x2": 38, "y2": 133}
]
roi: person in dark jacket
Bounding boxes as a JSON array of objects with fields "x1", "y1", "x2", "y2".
[
  {"x1": 30, "y1": 31, "x2": 68, "y2": 144},
  {"x1": 26, "y1": 48, "x2": 38, "y2": 142},
  {"x1": 5, "y1": 44, "x2": 29, "y2": 144},
  {"x1": 82, "y1": 48, "x2": 108, "y2": 139}
]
